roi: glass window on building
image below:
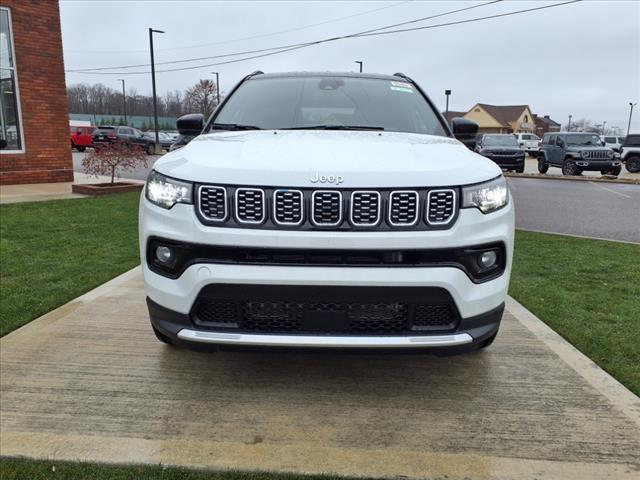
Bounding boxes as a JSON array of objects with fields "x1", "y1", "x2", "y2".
[{"x1": 0, "y1": 7, "x2": 23, "y2": 151}]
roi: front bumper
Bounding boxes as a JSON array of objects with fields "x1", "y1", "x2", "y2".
[
  {"x1": 484, "y1": 155, "x2": 525, "y2": 169},
  {"x1": 140, "y1": 194, "x2": 514, "y2": 349},
  {"x1": 574, "y1": 159, "x2": 620, "y2": 170}
]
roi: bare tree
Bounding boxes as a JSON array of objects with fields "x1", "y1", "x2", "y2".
[
  {"x1": 82, "y1": 143, "x2": 148, "y2": 184},
  {"x1": 184, "y1": 79, "x2": 218, "y2": 119}
]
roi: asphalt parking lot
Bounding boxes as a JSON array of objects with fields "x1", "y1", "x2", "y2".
[{"x1": 1, "y1": 268, "x2": 639, "y2": 479}]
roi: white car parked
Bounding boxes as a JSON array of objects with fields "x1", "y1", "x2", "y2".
[
  {"x1": 515, "y1": 133, "x2": 541, "y2": 155},
  {"x1": 139, "y1": 71, "x2": 514, "y2": 354}
]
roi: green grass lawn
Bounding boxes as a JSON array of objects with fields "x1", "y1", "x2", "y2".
[
  {"x1": 0, "y1": 192, "x2": 141, "y2": 336},
  {"x1": 510, "y1": 230, "x2": 640, "y2": 395},
  {"x1": 0, "y1": 458, "x2": 378, "y2": 480}
]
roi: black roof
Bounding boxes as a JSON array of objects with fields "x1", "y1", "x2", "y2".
[{"x1": 249, "y1": 71, "x2": 409, "y2": 81}]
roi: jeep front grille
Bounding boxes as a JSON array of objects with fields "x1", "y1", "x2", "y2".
[
  {"x1": 350, "y1": 191, "x2": 381, "y2": 226},
  {"x1": 235, "y1": 188, "x2": 265, "y2": 224},
  {"x1": 582, "y1": 150, "x2": 611, "y2": 160},
  {"x1": 197, "y1": 185, "x2": 458, "y2": 230},
  {"x1": 199, "y1": 186, "x2": 227, "y2": 221},
  {"x1": 426, "y1": 189, "x2": 456, "y2": 225},
  {"x1": 274, "y1": 189, "x2": 304, "y2": 225},
  {"x1": 389, "y1": 191, "x2": 419, "y2": 226},
  {"x1": 312, "y1": 190, "x2": 342, "y2": 226}
]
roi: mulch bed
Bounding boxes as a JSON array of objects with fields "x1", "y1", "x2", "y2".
[{"x1": 71, "y1": 182, "x2": 144, "y2": 196}]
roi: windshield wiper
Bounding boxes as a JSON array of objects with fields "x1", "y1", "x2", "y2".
[
  {"x1": 210, "y1": 123, "x2": 261, "y2": 131},
  {"x1": 282, "y1": 125, "x2": 384, "y2": 131}
]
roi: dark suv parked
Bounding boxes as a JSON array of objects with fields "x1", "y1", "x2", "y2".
[
  {"x1": 538, "y1": 132, "x2": 620, "y2": 176},
  {"x1": 475, "y1": 134, "x2": 525, "y2": 172},
  {"x1": 92, "y1": 126, "x2": 156, "y2": 154}
]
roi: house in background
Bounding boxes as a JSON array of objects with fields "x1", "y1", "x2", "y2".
[
  {"x1": 534, "y1": 114, "x2": 561, "y2": 137},
  {"x1": 463, "y1": 104, "x2": 536, "y2": 134},
  {"x1": 0, "y1": 1, "x2": 72, "y2": 185}
]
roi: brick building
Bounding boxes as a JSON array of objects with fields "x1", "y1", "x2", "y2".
[{"x1": 0, "y1": 1, "x2": 72, "y2": 184}]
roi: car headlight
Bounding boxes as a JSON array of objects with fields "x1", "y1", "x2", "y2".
[
  {"x1": 462, "y1": 176, "x2": 508, "y2": 214},
  {"x1": 145, "y1": 170, "x2": 193, "y2": 209}
]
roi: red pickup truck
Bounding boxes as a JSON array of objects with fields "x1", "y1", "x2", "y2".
[{"x1": 70, "y1": 126, "x2": 95, "y2": 152}]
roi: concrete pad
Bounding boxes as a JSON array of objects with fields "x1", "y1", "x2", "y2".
[{"x1": 1, "y1": 268, "x2": 639, "y2": 479}]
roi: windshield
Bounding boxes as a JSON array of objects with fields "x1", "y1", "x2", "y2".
[
  {"x1": 483, "y1": 135, "x2": 518, "y2": 147},
  {"x1": 212, "y1": 75, "x2": 447, "y2": 136},
  {"x1": 566, "y1": 134, "x2": 601, "y2": 146}
]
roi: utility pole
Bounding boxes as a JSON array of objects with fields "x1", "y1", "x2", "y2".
[
  {"x1": 211, "y1": 71, "x2": 220, "y2": 108},
  {"x1": 117, "y1": 79, "x2": 127, "y2": 126},
  {"x1": 601, "y1": 120, "x2": 606, "y2": 135},
  {"x1": 149, "y1": 27, "x2": 164, "y2": 153},
  {"x1": 628, "y1": 102, "x2": 637, "y2": 136},
  {"x1": 445, "y1": 89, "x2": 452, "y2": 127},
  {"x1": 355, "y1": 61, "x2": 363, "y2": 73},
  {"x1": 567, "y1": 114, "x2": 572, "y2": 132}
]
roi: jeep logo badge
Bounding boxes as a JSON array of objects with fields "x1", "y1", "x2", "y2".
[{"x1": 309, "y1": 172, "x2": 344, "y2": 185}]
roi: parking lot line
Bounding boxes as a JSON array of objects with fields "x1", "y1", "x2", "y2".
[{"x1": 588, "y1": 181, "x2": 632, "y2": 198}]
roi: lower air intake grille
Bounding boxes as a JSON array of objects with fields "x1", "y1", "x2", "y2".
[
  {"x1": 427, "y1": 189, "x2": 456, "y2": 225},
  {"x1": 192, "y1": 286, "x2": 459, "y2": 334}
]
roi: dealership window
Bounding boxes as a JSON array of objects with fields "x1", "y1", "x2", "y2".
[{"x1": 0, "y1": 7, "x2": 23, "y2": 151}]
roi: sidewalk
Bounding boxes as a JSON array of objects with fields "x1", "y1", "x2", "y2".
[
  {"x1": 0, "y1": 173, "x2": 142, "y2": 204},
  {"x1": 1, "y1": 268, "x2": 638, "y2": 479}
]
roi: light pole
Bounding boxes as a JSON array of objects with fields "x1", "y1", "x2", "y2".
[
  {"x1": 567, "y1": 114, "x2": 572, "y2": 132},
  {"x1": 117, "y1": 78, "x2": 127, "y2": 126},
  {"x1": 627, "y1": 102, "x2": 637, "y2": 136},
  {"x1": 601, "y1": 120, "x2": 606, "y2": 135},
  {"x1": 355, "y1": 61, "x2": 363, "y2": 73},
  {"x1": 445, "y1": 89, "x2": 452, "y2": 126},
  {"x1": 149, "y1": 27, "x2": 164, "y2": 153},
  {"x1": 211, "y1": 71, "x2": 220, "y2": 107}
]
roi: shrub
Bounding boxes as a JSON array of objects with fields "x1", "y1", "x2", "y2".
[{"x1": 82, "y1": 142, "x2": 148, "y2": 184}]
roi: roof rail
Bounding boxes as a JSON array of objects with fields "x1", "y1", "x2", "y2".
[{"x1": 392, "y1": 72, "x2": 412, "y2": 81}]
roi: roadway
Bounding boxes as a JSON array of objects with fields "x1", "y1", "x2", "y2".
[{"x1": 72, "y1": 152, "x2": 640, "y2": 243}]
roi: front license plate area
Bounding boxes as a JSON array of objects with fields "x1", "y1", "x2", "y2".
[{"x1": 303, "y1": 306, "x2": 349, "y2": 332}]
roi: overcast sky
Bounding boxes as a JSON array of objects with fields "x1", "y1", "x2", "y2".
[{"x1": 60, "y1": 0, "x2": 640, "y2": 131}]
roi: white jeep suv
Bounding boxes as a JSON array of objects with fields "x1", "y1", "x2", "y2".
[{"x1": 140, "y1": 71, "x2": 514, "y2": 353}]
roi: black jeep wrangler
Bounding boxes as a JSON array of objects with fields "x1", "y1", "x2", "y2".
[{"x1": 538, "y1": 132, "x2": 621, "y2": 176}]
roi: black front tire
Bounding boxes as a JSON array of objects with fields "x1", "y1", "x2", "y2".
[
  {"x1": 146, "y1": 143, "x2": 155, "y2": 155},
  {"x1": 562, "y1": 158, "x2": 580, "y2": 176},
  {"x1": 602, "y1": 165, "x2": 622, "y2": 176},
  {"x1": 515, "y1": 164, "x2": 525, "y2": 173},
  {"x1": 76, "y1": 146, "x2": 86, "y2": 152},
  {"x1": 625, "y1": 155, "x2": 640, "y2": 173},
  {"x1": 538, "y1": 157, "x2": 549, "y2": 174}
]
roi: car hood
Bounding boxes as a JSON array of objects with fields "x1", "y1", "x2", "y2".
[{"x1": 152, "y1": 130, "x2": 502, "y2": 188}]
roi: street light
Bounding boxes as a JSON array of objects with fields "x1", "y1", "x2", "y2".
[
  {"x1": 355, "y1": 61, "x2": 363, "y2": 73},
  {"x1": 627, "y1": 102, "x2": 637, "y2": 136},
  {"x1": 149, "y1": 27, "x2": 164, "y2": 154},
  {"x1": 602, "y1": 120, "x2": 606, "y2": 135},
  {"x1": 117, "y1": 79, "x2": 127, "y2": 126},
  {"x1": 211, "y1": 71, "x2": 220, "y2": 107},
  {"x1": 445, "y1": 89, "x2": 452, "y2": 127},
  {"x1": 567, "y1": 114, "x2": 572, "y2": 132}
]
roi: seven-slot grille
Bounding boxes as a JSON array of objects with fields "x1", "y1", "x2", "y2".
[
  {"x1": 350, "y1": 191, "x2": 381, "y2": 226},
  {"x1": 426, "y1": 189, "x2": 456, "y2": 225},
  {"x1": 199, "y1": 186, "x2": 227, "y2": 221},
  {"x1": 235, "y1": 188, "x2": 265, "y2": 224},
  {"x1": 274, "y1": 189, "x2": 304, "y2": 225},
  {"x1": 312, "y1": 191, "x2": 342, "y2": 226},
  {"x1": 582, "y1": 150, "x2": 611, "y2": 160},
  {"x1": 389, "y1": 191, "x2": 419, "y2": 226},
  {"x1": 197, "y1": 186, "x2": 459, "y2": 230}
]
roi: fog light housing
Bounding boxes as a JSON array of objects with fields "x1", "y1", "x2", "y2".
[
  {"x1": 478, "y1": 250, "x2": 497, "y2": 269},
  {"x1": 155, "y1": 245, "x2": 174, "y2": 264}
]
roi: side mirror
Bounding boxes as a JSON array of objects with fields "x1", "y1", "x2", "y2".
[
  {"x1": 451, "y1": 117, "x2": 479, "y2": 150},
  {"x1": 177, "y1": 113, "x2": 204, "y2": 136}
]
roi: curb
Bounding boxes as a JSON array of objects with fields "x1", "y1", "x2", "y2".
[
  {"x1": 505, "y1": 296, "x2": 640, "y2": 427},
  {"x1": 504, "y1": 172, "x2": 640, "y2": 184}
]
